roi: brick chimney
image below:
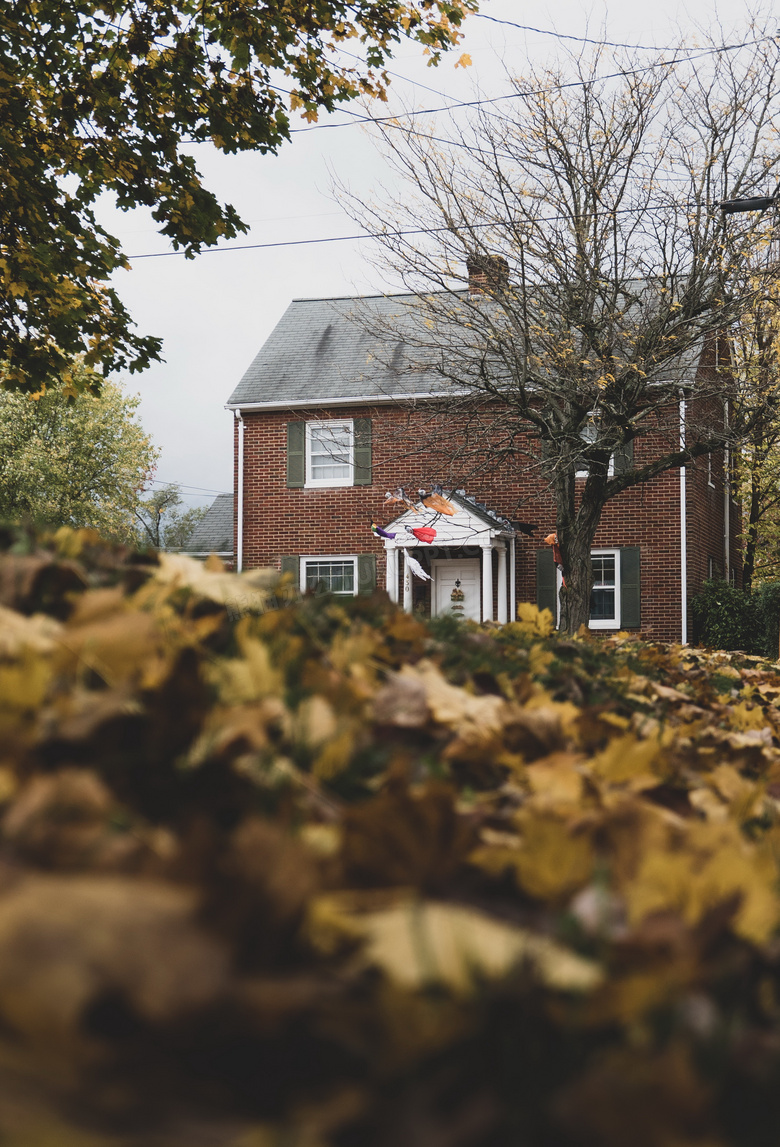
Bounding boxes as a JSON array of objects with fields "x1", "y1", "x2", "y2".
[{"x1": 467, "y1": 253, "x2": 510, "y2": 295}]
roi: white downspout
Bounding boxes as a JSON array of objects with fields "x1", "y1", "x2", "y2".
[
  {"x1": 235, "y1": 410, "x2": 244, "y2": 573},
  {"x1": 679, "y1": 393, "x2": 687, "y2": 644},
  {"x1": 724, "y1": 402, "x2": 730, "y2": 583},
  {"x1": 510, "y1": 535, "x2": 517, "y2": 622}
]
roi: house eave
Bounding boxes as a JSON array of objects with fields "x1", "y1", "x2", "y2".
[{"x1": 225, "y1": 391, "x2": 459, "y2": 413}]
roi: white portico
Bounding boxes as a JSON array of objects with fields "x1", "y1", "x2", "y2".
[{"x1": 382, "y1": 492, "x2": 516, "y2": 624}]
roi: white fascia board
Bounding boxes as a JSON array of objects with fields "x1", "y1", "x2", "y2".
[{"x1": 224, "y1": 390, "x2": 464, "y2": 412}]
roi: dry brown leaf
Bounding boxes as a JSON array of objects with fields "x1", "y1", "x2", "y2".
[
  {"x1": 308, "y1": 892, "x2": 602, "y2": 995},
  {"x1": 0, "y1": 875, "x2": 229, "y2": 1046}
]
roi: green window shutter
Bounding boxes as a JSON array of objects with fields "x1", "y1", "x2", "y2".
[
  {"x1": 613, "y1": 438, "x2": 634, "y2": 474},
  {"x1": 280, "y1": 556, "x2": 299, "y2": 586},
  {"x1": 620, "y1": 547, "x2": 641, "y2": 628},
  {"x1": 286, "y1": 423, "x2": 305, "y2": 488},
  {"x1": 536, "y1": 548, "x2": 557, "y2": 621},
  {"x1": 353, "y1": 418, "x2": 372, "y2": 486},
  {"x1": 357, "y1": 554, "x2": 376, "y2": 595}
]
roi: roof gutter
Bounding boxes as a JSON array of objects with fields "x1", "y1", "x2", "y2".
[{"x1": 225, "y1": 390, "x2": 466, "y2": 413}]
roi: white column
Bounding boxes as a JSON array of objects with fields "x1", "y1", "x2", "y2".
[
  {"x1": 403, "y1": 550, "x2": 413, "y2": 613},
  {"x1": 386, "y1": 545, "x2": 398, "y2": 603},
  {"x1": 509, "y1": 535, "x2": 517, "y2": 622},
  {"x1": 481, "y1": 542, "x2": 493, "y2": 622},
  {"x1": 497, "y1": 545, "x2": 508, "y2": 623}
]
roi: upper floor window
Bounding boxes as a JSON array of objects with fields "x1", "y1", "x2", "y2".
[
  {"x1": 306, "y1": 420, "x2": 353, "y2": 487},
  {"x1": 286, "y1": 418, "x2": 372, "y2": 489},
  {"x1": 576, "y1": 421, "x2": 614, "y2": 479},
  {"x1": 574, "y1": 416, "x2": 633, "y2": 479}
]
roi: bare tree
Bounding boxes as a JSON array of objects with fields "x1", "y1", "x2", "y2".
[
  {"x1": 135, "y1": 485, "x2": 207, "y2": 550},
  {"x1": 343, "y1": 21, "x2": 780, "y2": 632}
]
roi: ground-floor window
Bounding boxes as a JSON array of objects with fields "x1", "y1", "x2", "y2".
[
  {"x1": 301, "y1": 556, "x2": 358, "y2": 596},
  {"x1": 589, "y1": 550, "x2": 620, "y2": 628},
  {"x1": 555, "y1": 548, "x2": 621, "y2": 629}
]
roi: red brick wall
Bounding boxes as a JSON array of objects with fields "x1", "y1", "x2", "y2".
[{"x1": 234, "y1": 395, "x2": 738, "y2": 644}]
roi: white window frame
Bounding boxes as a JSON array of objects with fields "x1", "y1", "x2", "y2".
[
  {"x1": 555, "y1": 548, "x2": 621, "y2": 630},
  {"x1": 304, "y1": 420, "x2": 354, "y2": 488},
  {"x1": 300, "y1": 555, "x2": 358, "y2": 597},
  {"x1": 575, "y1": 418, "x2": 615, "y2": 479}
]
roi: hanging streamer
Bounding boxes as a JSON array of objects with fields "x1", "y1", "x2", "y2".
[
  {"x1": 405, "y1": 551, "x2": 431, "y2": 582},
  {"x1": 544, "y1": 531, "x2": 566, "y2": 586},
  {"x1": 421, "y1": 491, "x2": 456, "y2": 516},
  {"x1": 384, "y1": 488, "x2": 418, "y2": 512},
  {"x1": 408, "y1": 526, "x2": 436, "y2": 544},
  {"x1": 371, "y1": 521, "x2": 396, "y2": 539}
]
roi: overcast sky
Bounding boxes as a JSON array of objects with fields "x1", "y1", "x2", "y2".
[{"x1": 98, "y1": 0, "x2": 761, "y2": 508}]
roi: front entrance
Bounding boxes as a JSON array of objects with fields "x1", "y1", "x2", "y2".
[{"x1": 432, "y1": 559, "x2": 481, "y2": 622}]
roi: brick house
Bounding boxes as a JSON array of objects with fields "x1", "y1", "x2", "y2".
[{"x1": 226, "y1": 283, "x2": 739, "y2": 643}]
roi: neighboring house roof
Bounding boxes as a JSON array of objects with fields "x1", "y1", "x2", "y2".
[
  {"x1": 183, "y1": 493, "x2": 234, "y2": 555},
  {"x1": 226, "y1": 293, "x2": 454, "y2": 409}
]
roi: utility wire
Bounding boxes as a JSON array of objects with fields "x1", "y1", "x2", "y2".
[
  {"x1": 149, "y1": 478, "x2": 231, "y2": 495},
  {"x1": 472, "y1": 13, "x2": 673, "y2": 51},
  {"x1": 288, "y1": 34, "x2": 777, "y2": 133},
  {"x1": 127, "y1": 200, "x2": 723, "y2": 261}
]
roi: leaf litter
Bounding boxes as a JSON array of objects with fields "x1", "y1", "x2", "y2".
[{"x1": 0, "y1": 525, "x2": 779, "y2": 1142}]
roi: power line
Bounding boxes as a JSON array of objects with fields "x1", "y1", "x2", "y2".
[
  {"x1": 127, "y1": 200, "x2": 718, "y2": 261},
  {"x1": 149, "y1": 478, "x2": 231, "y2": 495},
  {"x1": 287, "y1": 34, "x2": 777, "y2": 134},
  {"x1": 472, "y1": 13, "x2": 672, "y2": 51}
]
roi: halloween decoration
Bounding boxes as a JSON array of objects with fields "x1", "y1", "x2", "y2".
[
  {"x1": 405, "y1": 552, "x2": 431, "y2": 581},
  {"x1": 421, "y1": 491, "x2": 456, "y2": 516},
  {"x1": 409, "y1": 527, "x2": 436, "y2": 544},
  {"x1": 544, "y1": 531, "x2": 565, "y2": 585}
]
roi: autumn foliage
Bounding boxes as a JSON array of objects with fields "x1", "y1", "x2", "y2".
[{"x1": 3, "y1": 526, "x2": 780, "y2": 1144}]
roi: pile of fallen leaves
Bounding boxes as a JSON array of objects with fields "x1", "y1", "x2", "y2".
[{"x1": 3, "y1": 524, "x2": 780, "y2": 1146}]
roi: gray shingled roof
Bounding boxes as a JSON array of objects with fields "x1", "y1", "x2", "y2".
[
  {"x1": 227, "y1": 288, "x2": 709, "y2": 409},
  {"x1": 183, "y1": 493, "x2": 233, "y2": 555},
  {"x1": 227, "y1": 294, "x2": 451, "y2": 407}
]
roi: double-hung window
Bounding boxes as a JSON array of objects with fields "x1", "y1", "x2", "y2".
[
  {"x1": 305, "y1": 421, "x2": 353, "y2": 487},
  {"x1": 300, "y1": 556, "x2": 358, "y2": 596},
  {"x1": 574, "y1": 416, "x2": 633, "y2": 479},
  {"x1": 575, "y1": 421, "x2": 614, "y2": 479},
  {"x1": 286, "y1": 419, "x2": 372, "y2": 489},
  {"x1": 588, "y1": 550, "x2": 620, "y2": 629},
  {"x1": 543, "y1": 546, "x2": 635, "y2": 630}
]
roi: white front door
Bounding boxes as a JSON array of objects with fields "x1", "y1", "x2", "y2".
[{"x1": 432, "y1": 559, "x2": 481, "y2": 622}]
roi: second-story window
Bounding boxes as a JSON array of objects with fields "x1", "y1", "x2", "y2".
[{"x1": 305, "y1": 420, "x2": 354, "y2": 487}]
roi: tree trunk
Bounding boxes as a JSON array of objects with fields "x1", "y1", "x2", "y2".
[
  {"x1": 743, "y1": 451, "x2": 762, "y2": 593},
  {"x1": 554, "y1": 469, "x2": 606, "y2": 635}
]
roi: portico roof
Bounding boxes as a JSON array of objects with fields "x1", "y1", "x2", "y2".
[{"x1": 381, "y1": 490, "x2": 515, "y2": 547}]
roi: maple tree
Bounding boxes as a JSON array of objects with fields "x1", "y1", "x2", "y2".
[
  {"x1": 348, "y1": 28, "x2": 780, "y2": 632},
  {"x1": 1, "y1": 528, "x2": 780, "y2": 1142},
  {"x1": 0, "y1": 0, "x2": 476, "y2": 394},
  {"x1": 730, "y1": 278, "x2": 780, "y2": 590},
  {"x1": 0, "y1": 373, "x2": 157, "y2": 537}
]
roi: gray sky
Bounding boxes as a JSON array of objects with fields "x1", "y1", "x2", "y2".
[{"x1": 99, "y1": 0, "x2": 758, "y2": 509}]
